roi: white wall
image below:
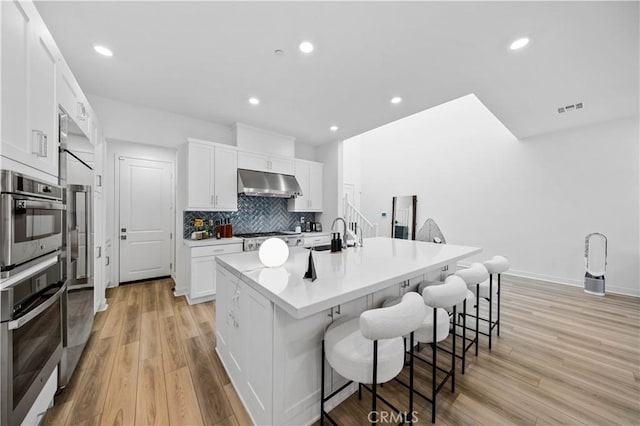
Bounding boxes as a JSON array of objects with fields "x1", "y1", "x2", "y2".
[
  {"x1": 316, "y1": 140, "x2": 343, "y2": 230},
  {"x1": 88, "y1": 94, "x2": 318, "y2": 159},
  {"x1": 343, "y1": 134, "x2": 362, "y2": 208},
  {"x1": 88, "y1": 94, "x2": 233, "y2": 147},
  {"x1": 295, "y1": 142, "x2": 317, "y2": 162},
  {"x1": 352, "y1": 94, "x2": 639, "y2": 296}
]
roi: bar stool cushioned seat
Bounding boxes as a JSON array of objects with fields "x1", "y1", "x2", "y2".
[
  {"x1": 325, "y1": 292, "x2": 426, "y2": 385},
  {"x1": 414, "y1": 306, "x2": 450, "y2": 343},
  {"x1": 417, "y1": 280, "x2": 475, "y2": 313},
  {"x1": 455, "y1": 263, "x2": 489, "y2": 288},
  {"x1": 483, "y1": 256, "x2": 510, "y2": 275}
]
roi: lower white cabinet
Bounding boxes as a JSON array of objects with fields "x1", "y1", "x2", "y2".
[
  {"x1": 186, "y1": 242, "x2": 243, "y2": 304},
  {"x1": 216, "y1": 266, "x2": 274, "y2": 425}
]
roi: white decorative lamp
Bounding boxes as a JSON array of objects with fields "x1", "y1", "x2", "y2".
[{"x1": 258, "y1": 238, "x2": 290, "y2": 268}]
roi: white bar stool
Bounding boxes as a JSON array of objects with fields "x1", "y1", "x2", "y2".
[
  {"x1": 321, "y1": 292, "x2": 426, "y2": 425},
  {"x1": 482, "y1": 255, "x2": 510, "y2": 348},
  {"x1": 403, "y1": 275, "x2": 468, "y2": 423},
  {"x1": 454, "y1": 263, "x2": 489, "y2": 357},
  {"x1": 415, "y1": 280, "x2": 475, "y2": 373}
]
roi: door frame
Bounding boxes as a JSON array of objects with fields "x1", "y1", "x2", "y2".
[{"x1": 113, "y1": 155, "x2": 175, "y2": 286}]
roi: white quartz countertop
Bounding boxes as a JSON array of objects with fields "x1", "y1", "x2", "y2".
[
  {"x1": 183, "y1": 237, "x2": 244, "y2": 247},
  {"x1": 216, "y1": 237, "x2": 481, "y2": 319}
]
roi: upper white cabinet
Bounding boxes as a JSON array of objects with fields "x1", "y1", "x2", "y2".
[
  {"x1": 185, "y1": 140, "x2": 238, "y2": 211},
  {"x1": 288, "y1": 160, "x2": 324, "y2": 212},
  {"x1": 57, "y1": 58, "x2": 92, "y2": 141},
  {"x1": 1, "y1": 0, "x2": 59, "y2": 178},
  {"x1": 238, "y1": 151, "x2": 294, "y2": 175}
]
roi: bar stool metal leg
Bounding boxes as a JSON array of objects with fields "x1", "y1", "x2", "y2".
[
  {"x1": 475, "y1": 283, "x2": 480, "y2": 356},
  {"x1": 321, "y1": 340, "x2": 325, "y2": 425},
  {"x1": 489, "y1": 274, "x2": 493, "y2": 350},
  {"x1": 497, "y1": 274, "x2": 501, "y2": 336},
  {"x1": 432, "y1": 309, "x2": 437, "y2": 423},
  {"x1": 409, "y1": 331, "x2": 415, "y2": 424},
  {"x1": 371, "y1": 340, "x2": 378, "y2": 426},
  {"x1": 462, "y1": 303, "x2": 467, "y2": 374},
  {"x1": 452, "y1": 305, "x2": 457, "y2": 392}
]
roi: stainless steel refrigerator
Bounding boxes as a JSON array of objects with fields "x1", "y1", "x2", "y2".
[{"x1": 58, "y1": 111, "x2": 94, "y2": 387}]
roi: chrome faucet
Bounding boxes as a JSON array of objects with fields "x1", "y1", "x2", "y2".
[{"x1": 331, "y1": 217, "x2": 348, "y2": 249}]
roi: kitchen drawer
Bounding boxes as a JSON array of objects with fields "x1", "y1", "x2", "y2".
[{"x1": 192, "y1": 243, "x2": 243, "y2": 258}]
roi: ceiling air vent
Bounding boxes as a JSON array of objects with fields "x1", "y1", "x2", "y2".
[{"x1": 558, "y1": 102, "x2": 584, "y2": 114}]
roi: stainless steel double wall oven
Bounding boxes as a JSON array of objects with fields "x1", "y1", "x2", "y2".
[
  {"x1": 0, "y1": 171, "x2": 66, "y2": 425},
  {"x1": 0, "y1": 171, "x2": 65, "y2": 277}
]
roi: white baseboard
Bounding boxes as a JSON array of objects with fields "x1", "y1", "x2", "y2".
[
  {"x1": 184, "y1": 293, "x2": 216, "y2": 305},
  {"x1": 456, "y1": 262, "x2": 639, "y2": 298}
]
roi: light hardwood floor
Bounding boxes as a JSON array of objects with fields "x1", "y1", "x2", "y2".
[{"x1": 45, "y1": 277, "x2": 640, "y2": 425}]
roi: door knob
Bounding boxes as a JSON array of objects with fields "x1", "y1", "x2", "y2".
[{"x1": 120, "y1": 235, "x2": 127, "y2": 240}]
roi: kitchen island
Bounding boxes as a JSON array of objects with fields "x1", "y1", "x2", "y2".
[{"x1": 215, "y1": 237, "x2": 481, "y2": 425}]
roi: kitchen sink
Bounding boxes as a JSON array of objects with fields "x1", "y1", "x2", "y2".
[
  {"x1": 305, "y1": 243, "x2": 356, "y2": 252},
  {"x1": 305, "y1": 244, "x2": 332, "y2": 251}
]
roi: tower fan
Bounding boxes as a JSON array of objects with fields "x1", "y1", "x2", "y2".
[{"x1": 584, "y1": 233, "x2": 607, "y2": 296}]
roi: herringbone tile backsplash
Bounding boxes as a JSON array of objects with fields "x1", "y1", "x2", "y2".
[{"x1": 183, "y1": 195, "x2": 315, "y2": 238}]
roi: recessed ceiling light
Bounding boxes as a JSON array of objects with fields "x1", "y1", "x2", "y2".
[
  {"x1": 299, "y1": 41, "x2": 314, "y2": 54},
  {"x1": 509, "y1": 37, "x2": 530, "y2": 51},
  {"x1": 93, "y1": 45, "x2": 113, "y2": 57},
  {"x1": 390, "y1": 96, "x2": 403, "y2": 105},
  {"x1": 248, "y1": 97, "x2": 260, "y2": 105},
  {"x1": 330, "y1": 125, "x2": 338, "y2": 132}
]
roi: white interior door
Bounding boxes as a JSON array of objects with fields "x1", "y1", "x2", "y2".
[{"x1": 119, "y1": 157, "x2": 173, "y2": 283}]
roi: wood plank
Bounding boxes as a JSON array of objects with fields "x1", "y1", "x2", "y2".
[
  {"x1": 159, "y1": 315, "x2": 187, "y2": 373},
  {"x1": 135, "y1": 356, "x2": 169, "y2": 426},
  {"x1": 99, "y1": 301, "x2": 126, "y2": 339},
  {"x1": 120, "y1": 303, "x2": 142, "y2": 345},
  {"x1": 183, "y1": 335, "x2": 233, "y2": 423},
  {"x1": 66, "y1": 337, "x2": 118, "y2": 424},
  {"x1": 173, "y1": 298, "x2": 200, "y2": 338},
  {"x1": 155, "y1": 279, "x2": 174, "y2": 317},
  {"x1": 101, "y1": 342, "x2": 140, "y2": 426},
  {"x1": 214, "y1": 415, "x2": 240, "y2": 426},
  {"x1": 223, "y1": 383, "x2": 252, "y2": 426},
  {"x1": 141, "y1": 282, "x2": 158, "y2": 313},
  {"x1": 165, "y1": 367, "x2": 204, "y2": 426},
  {"x1": 139, "y1": 311, "x2": 160, "y2": 360}
]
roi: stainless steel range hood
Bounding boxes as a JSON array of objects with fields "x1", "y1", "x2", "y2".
[{"x1": 237, "y1": 169, "x2": 303, "y2": 198}]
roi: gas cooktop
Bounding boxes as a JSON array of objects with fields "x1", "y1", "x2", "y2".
[{"x1": 235, "y1": 232, "x2": 303, "y2": 251}]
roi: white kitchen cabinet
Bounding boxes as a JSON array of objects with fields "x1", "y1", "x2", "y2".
[
  {"x1": 186, "y1": 242, "x2": 243, "y2": 304},
  {"x1": 237, "y1": 150, "x2": 294, "y2": 175},
  {"x1": 185, "y1": 141, "x2": 238, "y2": 211},
  {"x1": 1, "y1": 0, "x2": 59, "y2": 178},
  {"x1": 216, "y1": 265, "x2": 273, "y2": 425},
  {"x1": 288, "y1": 160, "x2": 324, "y2": 212},
  {"x1": 213, "y1": 146, "x2": 238, "y2": 210},
  {"x1": 57, "y1": 58, "x2": 92, "y2": 141}
]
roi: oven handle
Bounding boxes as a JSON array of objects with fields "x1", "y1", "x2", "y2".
[
  {"x1": 15, "y1": 198, "x2": 66, "y2": 211},
  {"x1": 8, "y1": 281, "x2": 66, "y2": 330}
]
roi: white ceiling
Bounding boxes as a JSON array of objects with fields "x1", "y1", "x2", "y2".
[{"x1": 35, "y1": 1, "x2": 639, "y2": 145}]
